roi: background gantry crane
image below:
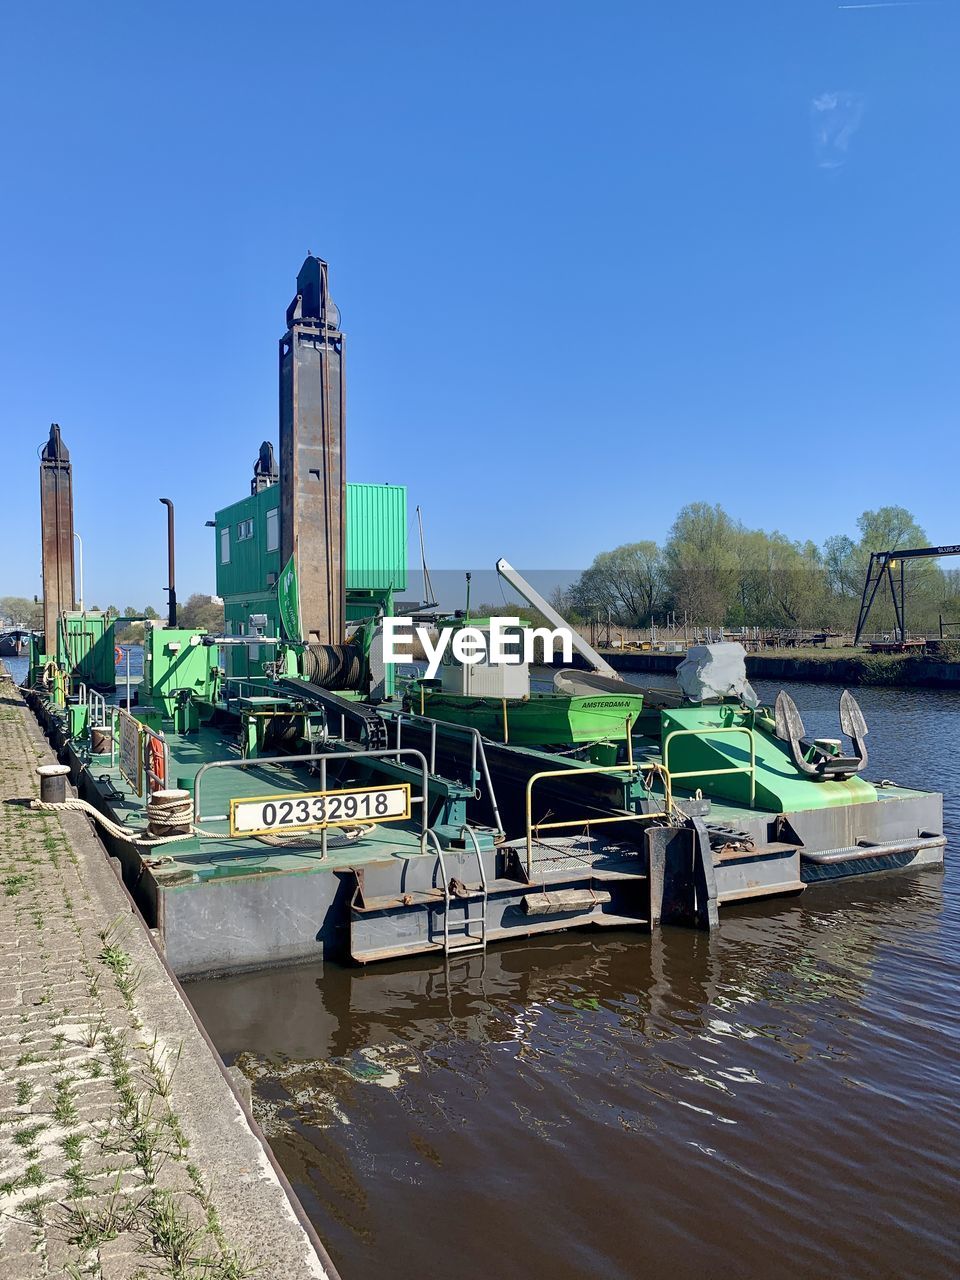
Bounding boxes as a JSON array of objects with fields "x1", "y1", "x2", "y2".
[{"x1": 853, "y1": 544, "x2": 960, "y2": 646}]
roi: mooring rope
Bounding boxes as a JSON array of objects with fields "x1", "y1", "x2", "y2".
[
  {"x1": 30, "y1": 795, "x2": 234, "y2": 847},
  {"x1": 256, "y1": 824, "x2": 374, "y2": 849},
  {"x1": 30, "y1": 793, "x2": 375, "y2": 852},
  {"x1": 144, "y1": 789, "x2": 195, "y2": 832}
]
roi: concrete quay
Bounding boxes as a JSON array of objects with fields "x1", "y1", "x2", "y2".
[{"x1": 0, "y1": 664, "x2": 340, "y2": 1280}]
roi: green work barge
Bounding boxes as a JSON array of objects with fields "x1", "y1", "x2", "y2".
[{"x1": 18, "y1": 253, "x2": 946, "y2": 984}]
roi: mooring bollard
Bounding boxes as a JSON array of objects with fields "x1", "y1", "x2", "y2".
[
  {"x1": 146, "y1": 788, "x2": 193, "y2": 838},
  {"x1": 37, "y1": 763, "x2": 71, "y2": 804}
]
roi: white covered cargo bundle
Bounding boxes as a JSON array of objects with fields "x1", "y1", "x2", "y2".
[{"x1": 676, "y1": 642, "x2": 759, "y2": 708}]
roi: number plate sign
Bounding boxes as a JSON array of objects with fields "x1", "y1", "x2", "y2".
[{"x1": 229, "y1": 784, "x2": 410, "y2": 837}]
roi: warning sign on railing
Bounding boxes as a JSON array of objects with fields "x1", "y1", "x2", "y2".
[{"x1": 117, "y1": 710, "x2": 143, "y2": 797}]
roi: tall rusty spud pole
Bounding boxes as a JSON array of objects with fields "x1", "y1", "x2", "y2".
[{"x1": 39, "y1": 424, "x2": 76, "y2": 654}]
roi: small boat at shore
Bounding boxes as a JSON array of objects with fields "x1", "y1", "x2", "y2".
[
  {"x1": 411, "y1": 685, "x2": 645, "y2": 746},
  {"x1": 0, "y1": 629, "x2": 31, "y2": 658}
]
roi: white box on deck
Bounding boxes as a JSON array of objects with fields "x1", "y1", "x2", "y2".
[{"x1": 440, "y1": 623, "x2": 531, "y2": 698}]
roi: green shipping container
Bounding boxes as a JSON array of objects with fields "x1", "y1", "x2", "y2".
[
  {"x1": 215, "y1": 483, "x2": 406, "y2": 602},
  {"x1": 214, "y1": 481, "x2": 407, "y2": 680},
  {"x1": 346, "y1": 483, "x2": 407, "y2": 593}
]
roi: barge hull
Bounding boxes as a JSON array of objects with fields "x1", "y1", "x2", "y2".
[{"x1": 25, "y1": 692, "x2": 946, "y2": 978}]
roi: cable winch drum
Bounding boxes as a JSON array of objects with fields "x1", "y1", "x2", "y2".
[
  {"x1": 262, "y1": 714, "x2": 300, "y2": 752},
  {"x1": 300, "y1": 644, "x2": 364, "y2": 691}
]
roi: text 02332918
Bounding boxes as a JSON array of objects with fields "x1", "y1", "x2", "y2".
[{"x1": 230, "y1": 784, "x2": 410, "y2": 836}]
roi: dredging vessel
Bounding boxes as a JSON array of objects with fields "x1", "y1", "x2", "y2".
[{"x1": 22, "y1": 255, "x2": 946, "y2": 978}]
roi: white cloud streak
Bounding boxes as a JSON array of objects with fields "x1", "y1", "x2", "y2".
[
  {"x1": 811, "y1": 91, "x2": 864, "y2": 169},
  {"x1": 838, "y1": 3, "x2": 935, "y2": 10}
]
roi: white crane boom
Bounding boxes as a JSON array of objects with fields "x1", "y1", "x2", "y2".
[{"x1": 495, "y1": 557, "x2": 621, "y2": 680}]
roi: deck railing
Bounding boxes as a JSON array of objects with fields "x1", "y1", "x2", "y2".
[
  {"x1": 192, "y1": 747, "x2": 431, "y2": 858},
  {"x1": 380, "y1": 708, "x2": 505, "y2": 839},
  {"x1": 87, "y1": 687, "x2": 109, "y2": 729},
  {"x1": 661, "y1": 725, "x2": 756, "y2": 809},
  {"x1": 524, "y1": 763, "x2": 672, "y2": 879}
]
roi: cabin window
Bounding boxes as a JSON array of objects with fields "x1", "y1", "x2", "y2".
[
  {"x1": 237, "y1": 518, "x2": 254, "y2": 541},
  {"x1": 266, "y1": 507, "x2": 279, "y2": 552},
  {"x1": 220, "y1": 527, "x2": 230, "y2": 564}
]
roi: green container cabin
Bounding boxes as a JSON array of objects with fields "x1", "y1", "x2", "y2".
[{"x1": 214, "y1": 481, "x2": 407, "y2": 686}]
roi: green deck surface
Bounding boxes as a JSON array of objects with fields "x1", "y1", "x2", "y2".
[
  {"x1": 96, "y1": 723, "x2": 429, "y2": 884},
  {"x1": 89, "y1": 715, "x2": 929, "y2": 887},
  {"x1": 646, "y1": 706, "x2": 877, "y2": 812}
]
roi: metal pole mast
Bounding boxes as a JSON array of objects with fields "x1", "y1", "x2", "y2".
[
  {"x1": 74, "y1": 531, "x2": 84, "y2": 612},
  {"x1": 159, "y1": 498, "x2": 177, "y2": 627}
]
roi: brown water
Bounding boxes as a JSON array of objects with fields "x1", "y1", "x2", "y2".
[{"x1": 186, "y1": 681, "x2": 960, "y2": 1280}]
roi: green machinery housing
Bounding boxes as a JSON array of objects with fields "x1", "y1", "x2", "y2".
[
  {"x1": 214, "y1": 463, "x2": 407, "y2": 683},
  {"x1": 30, "y1": 611, "x2": 118, "y2": 694}
]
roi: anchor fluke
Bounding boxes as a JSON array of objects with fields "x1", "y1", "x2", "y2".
[
  {"x1": 839, "y1": 689, "x2": 868, "y2": 740},
  {"x1": 775, "y1": 690, "x2": 806, "y2": 748},
  {"x1": 775, "y1": 691, "x2": 820, "y2": 777},
  {"x1": 839, "y1": 689, "x2": 869, "y2": 773}
]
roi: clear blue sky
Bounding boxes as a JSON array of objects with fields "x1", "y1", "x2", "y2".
[{"x1": 1, "y1": 1, "x2": 956, "y2": 609}]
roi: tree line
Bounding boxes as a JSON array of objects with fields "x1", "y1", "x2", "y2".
[{"x1": 558, "y1": 504, "x2": 959, "y2": 633}]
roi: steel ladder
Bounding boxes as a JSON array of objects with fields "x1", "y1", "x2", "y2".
[{"x1": 427, "y1": 827, "x2": 489, "y2": 955}]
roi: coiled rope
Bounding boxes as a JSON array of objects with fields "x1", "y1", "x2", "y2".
[{"x1": 144, "y1": 789, "x2": 195, "y2": 833}]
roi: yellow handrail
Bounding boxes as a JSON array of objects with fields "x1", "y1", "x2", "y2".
[
  {"x1": 524, "y1": 763, "x2": 671, "y2": 878},
  {"x1": 662, "y1": 726, "x2": 756, "y2": 809}
]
